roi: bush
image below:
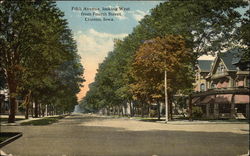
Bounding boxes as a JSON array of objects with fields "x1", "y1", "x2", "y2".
[
  {"x1": 192, "y1": 106, "x2": 203, "y2": 118},
  {"x1": 149, "y1": 109, "x2": 157, "y2": 117},
  {"x1": 18, "y1": 104, "x2": 25, "y2": 113}
]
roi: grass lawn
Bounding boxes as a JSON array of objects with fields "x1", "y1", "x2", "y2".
[
  {"x1": 0, "y1": 117, "x2": 25, "y2": 123},
  {"x1": 0, "y1": 136, "x2": 10, "y2": 143},
  {"x1": 112, "y1": 115, "x2": 249, "y2": 123},
  {"x1": 20, "y1": 116, "x2": 65, "y2": 126}
]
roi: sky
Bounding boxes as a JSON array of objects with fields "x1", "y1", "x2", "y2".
[{"x1": 56, "y1": 1, "x2": 164, "y2": 100}]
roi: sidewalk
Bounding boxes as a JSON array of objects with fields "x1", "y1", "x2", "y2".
[
  {"x1": 119, "y1": 116, "x2": 249, "y2": 125},
  {"x1": 156, "y1": 119, "x2": 249, "y2": 125}
]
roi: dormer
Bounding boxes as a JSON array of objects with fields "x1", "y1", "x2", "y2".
[{"x1": 209, "y1": 49, "x2": 238, "y2": 80}]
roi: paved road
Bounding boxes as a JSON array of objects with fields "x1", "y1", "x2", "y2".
[{"x1": 1, "y1": 114, "x2": 249, "y2": 156}]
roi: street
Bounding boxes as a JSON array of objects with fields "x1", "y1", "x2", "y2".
[{"x1": 1, "y1": 114, "x2": 249, "y2": 156}]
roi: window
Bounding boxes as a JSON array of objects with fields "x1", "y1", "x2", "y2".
[
  {"x1": 211, "y1": 83, "x2": 216, "y2": 89},
  {"x1": 216, "y1": 62, "x2": 226, "y2": 74},
  {"x1": 221, "y1": 65, "x2": 225, "y2": 72},
  {"x1": 200, "y1": 83, "x2": 205, "y2": 91},
  {"x1": 246, "y1": 77, "x2": 250, "y2": 87}
]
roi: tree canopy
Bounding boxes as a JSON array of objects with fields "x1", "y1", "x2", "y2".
[
  {"x1": 80, "y1": 0, "x2": 248, "y2": 117},
  {"x1": 0, "y1": 1, "x2": 84, "y2": 122}
]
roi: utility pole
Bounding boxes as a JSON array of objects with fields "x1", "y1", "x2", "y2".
[{"x1": 165, "y1": 70, "x2": 168, "y2": 123}]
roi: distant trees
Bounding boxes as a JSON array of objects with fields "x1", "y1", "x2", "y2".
[
  {"x1": 0, "y1": 1, "x2": 84, "y2": 122},
  {"x1": 80, "y1": 0, "x2": 248, "y2": 118}
]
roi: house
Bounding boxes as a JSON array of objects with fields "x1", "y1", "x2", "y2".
[
  {"x1": 193, "y1": 60, "x2": 213, "y2": 92},
  {"x1": 0, "y1": 88, "x2": 24, "y2": 115},
  {"x1": 191, "y1": 48, "x2": 250, "y2": 119},
  {"x1": 0, "y1": 89, "x2": 9, "y2": 114}
]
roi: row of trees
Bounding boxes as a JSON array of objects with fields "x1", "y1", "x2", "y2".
[
  {"x1": 81, "y1": 0, "x2": 249, "y2": 118},
  {"x1": 0, "y1": 1, "x2": 84, "y2": 123}
]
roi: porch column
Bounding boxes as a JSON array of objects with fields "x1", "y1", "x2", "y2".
[
  {"x1": 214, "y1": 103, "x2": 219, "y2": 119},
  {"x1": 230, "y1": 94, "x2": 236, "y2": 118},
  {"x1": 205, "y1": 104, "x2": 209, "y2": 118},
  {"x1": 246, "y1": 103, "x2": 249, "y2": 120},
  {"x1": 206, "y1": 81, "x2": 210, "y2": 90},
  {"x1": 228, "y1": 77, "x2": 234, "y2": 87},
  {"x1": 244, "y1": 76, "x2": 247, "y2": 87}
]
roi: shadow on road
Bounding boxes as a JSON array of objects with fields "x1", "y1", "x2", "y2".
[{"x1": 1, "y1": 114, "x2": 249, "y2": 156}]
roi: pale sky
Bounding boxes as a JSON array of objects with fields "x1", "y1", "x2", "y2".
[{"x1": 56, "y1": 1, "x2": 163, "y2": 100}]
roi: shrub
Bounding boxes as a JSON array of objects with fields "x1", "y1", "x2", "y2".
[
  {"x1": 192, "y1": 106, "x2": 203, "y2": 118},
  {"x1": 149, "y1": 109, "x2": 157, "y2": 117}
]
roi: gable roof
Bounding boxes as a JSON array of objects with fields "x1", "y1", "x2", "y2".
[
  {"x1": 218, "y1": 48, "x2": 240, "y2": 71},
  {"x1": 197, "y1": 60, "x2": 213, "y2": 72}
]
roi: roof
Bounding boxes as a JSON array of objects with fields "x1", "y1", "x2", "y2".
[
  {"x1": 218, "y1": 48, "x2": 240, "y2": 71},
  {"x1": 197, "y1": 60, "x2": 213, "y2": 72}
]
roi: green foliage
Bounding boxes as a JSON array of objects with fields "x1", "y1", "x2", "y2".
[
  {"x1": 237, "y1": 10, "x2": 250, "y2": 63},
  {"x1": 149, "y1": 109, "x2": 157, "y2": 117},
  {"x1": 175, "y1": 96, "x2": 187, "y2": 109},
  {"x1": 140, "y1": 0, "x2": 248, "y2": 55},
  {"x1": 0, "y1": 1, "x2": 84, "y2": 120},
  {"x1": 81, "y1": 0, "x2": 248, "y2": 116},
  {"x1": 0, "y1": 136, "x2": 10, "y2": 143},
  {"x1": 192, "y1": 106, "x2": 203, "y2": 118}
]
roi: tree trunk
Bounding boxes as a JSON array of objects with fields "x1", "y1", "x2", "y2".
[
  {"x1": 118, "y1": 106, "x2": 120, "y2": 116},
  {"x1": 25, "y1": 90, "x2": 32, "y2": 119},
  {"x1": 0, "y1": 101, "x2": 2, "y2": 114},
  {"x1": 141, "y1": 101, "x2": 145, "y2": 118},
  {"x1": 46, "y1": 105, "x2": 48, "y2": 116},
  {"x1": 157, "y1": 101, "x2": 161, "y2": 120},
  {"x1": 135, "y1": 107, "x2": 138, "y2": 116},
  {"x1": 148, "y1": 104, "x2": 150, "y2": 117},
  {"x1": 8, "y1": 96, "x2": 17, "y2": 123},
  {"x1": 147, "y1": 104, "x2": 150, "y2": 117},
  {"x1": 107, "y1": 106, "x2": 110, "y2": 115},
  {"x1": 112, "y1": 106, "x2": 114, "y2": 115},
  {"x1": 38, "y1": 103, "x2": 41, "y2": 117},
  {"x1": 34, "y1": 99, "x2": 38, "y2": 118},
  {"x1": 189, "y1": 95, "x2": 193, "y2": 121},
  {"x1": 25, "y1": 100, "x2": 29, "y2": 119},
  {"x1": 129, "y1": 101, "x2": 134, "y2": 117},
  {"x1": 137, "y1": 106, "x2": 140, "y2": 116},
  {"x1": 31, "y1": 102, "x2": 34, "y2": 117},
  {"x1": 121, "y1": 105, "x2": 124, "y2": 116},
  {"x1": 169, "y1": 96, "x2": 173, "y2": 120},
  {"x1": 123, "y1": 105, "x2": 126, "y2": 116},
  {"x1": 7, "y1": 72, "x2": 17, "y2": 123}
]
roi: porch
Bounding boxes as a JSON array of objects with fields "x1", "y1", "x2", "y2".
[{"x1": 189, "y1": 87, "x2": 249, "y2": 119}]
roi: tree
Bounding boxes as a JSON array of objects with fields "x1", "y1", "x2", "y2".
[
  {"x1": 0, "y1": 1, "x2": 84, "y2": 122},
  {"x1": 131, "y1": 35, "x2": 195, "y2": 119},
  {"x1": 237, "y1": 9, "x2": 250, "y2": 63},
  {"x1": 0, "y1": 68, "x2": 5, "y2": 89},
  {"x1": 139, "y1": 0, "x2": 248, "y2": 55},
  {"x1": 0, "y1": 1, "x2": 32, "y2": 122},
  {"x1": 81, "y1": 0, "x2": 248, "y2": 117}
]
